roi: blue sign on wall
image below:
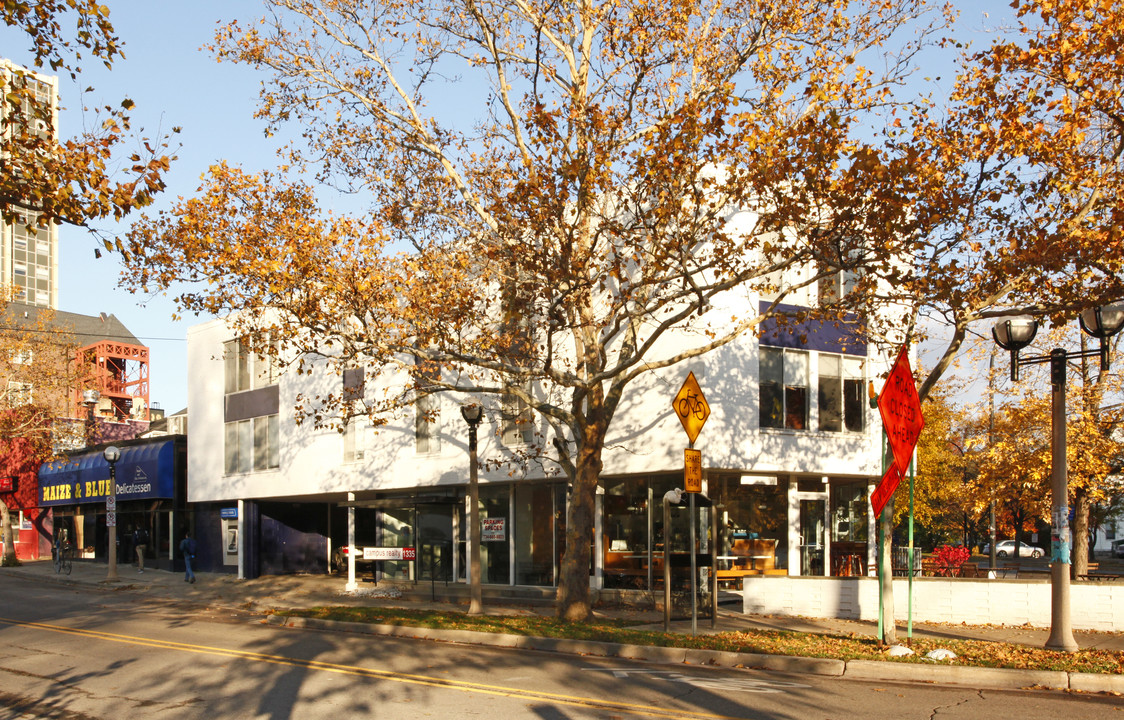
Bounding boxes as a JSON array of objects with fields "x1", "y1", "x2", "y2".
[
  {"x1": 220, "y1": 507, "x2": 239, "y2": 519},
  {"x1": 38, "y1": 441, "x2": 177, "y2": 506}
]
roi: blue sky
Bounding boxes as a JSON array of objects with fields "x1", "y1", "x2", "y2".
[{"x1": 1, "y1": 1, "x2": 1010, "y2": 414}]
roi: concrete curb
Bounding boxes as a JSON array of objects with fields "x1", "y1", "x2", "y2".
[
  {"x1": 268, "y1": 616, "x2": 1124, "y2": 692},
  {"x1": 844, "y1": 659, "x2": 1068, "y2": 690},
  {"x1": 1069, "y1": 672, "x2": 1124, "y2": 693}
]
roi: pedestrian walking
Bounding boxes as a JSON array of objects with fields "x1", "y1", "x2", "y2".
[
  {"x1": 179, "y1": 530, "x2": 197, "y2": 584},
  {"x1": 133, "y1": 525, "x2": 149, "y2": 573}
]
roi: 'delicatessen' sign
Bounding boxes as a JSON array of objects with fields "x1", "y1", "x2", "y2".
[{"x1": 872, "y1": 346, "x2": 925, "y2": 517}]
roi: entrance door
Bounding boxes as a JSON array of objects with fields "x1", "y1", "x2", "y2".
[{"x1": 799, "y1": 499, "x2": 826, "y2": 576}]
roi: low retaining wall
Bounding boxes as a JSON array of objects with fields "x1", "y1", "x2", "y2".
[{"x1": 740, "y1": 576, "x2": 1124, "y2": 632}]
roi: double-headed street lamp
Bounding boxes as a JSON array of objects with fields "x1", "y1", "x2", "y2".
[
  {"x1": 460, "y1": 403, "x2": 484, "y2": 616},
  {"x1": 992, "y1": 303, "x2": 1124, "y2": 652}
]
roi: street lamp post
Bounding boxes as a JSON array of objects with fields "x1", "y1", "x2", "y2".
[
  {"x1": 460, "y1": 403, "x2": 484, "y2": 616},
  {"x1": 103, "y1": 445, "x2": 121, "y2": 583},
  {"x1": 992, "y1": 304, "x2": 1124, "y2": 652}
]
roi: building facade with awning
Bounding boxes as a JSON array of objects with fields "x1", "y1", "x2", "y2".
[{"x1": 39, "y1": 436, "x2": 187, "y2": 571}]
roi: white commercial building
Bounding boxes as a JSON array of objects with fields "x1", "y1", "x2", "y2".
[{"x1": 185, "y1": 260, "x2": 900, "y2": 591}]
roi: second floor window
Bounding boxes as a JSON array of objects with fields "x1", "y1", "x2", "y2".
[
  {"x1": 818, "y1": 355, "x2": 865, "y2": 433},
  {"x1": 224, "y1": 336, "x2": 280, "y2": 394},
  {"x1": 343, "y1": 420, "x2": 366, "y2": 462},
  {"x1": 225, "y1": 415, "x2": 279, "y2": 473},
  {"x1": 760, "y1": 347, "x2": 808, "y2": 430}
]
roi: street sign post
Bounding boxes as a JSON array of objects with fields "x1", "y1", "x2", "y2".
[
  {"x1": 672, "y1": 371, "x2": 712, "y2": 635},
  {"x1": 871, "y1": 344, "x2": 925, "y2": 644}
]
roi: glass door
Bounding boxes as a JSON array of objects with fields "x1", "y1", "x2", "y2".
[{"x1": 799, "y1": 499, "x2": 826, "y2": 576}]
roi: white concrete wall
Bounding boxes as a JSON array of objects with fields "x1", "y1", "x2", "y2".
[{"x1": 740, "y1": 576, "x2": 1124, "y2": 632}]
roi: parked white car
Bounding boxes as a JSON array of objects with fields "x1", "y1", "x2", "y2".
[{"x1": 982, "y1": 540, "x2": 1044, "y2": 559}]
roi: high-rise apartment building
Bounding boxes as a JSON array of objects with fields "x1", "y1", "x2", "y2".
[{"x1": 1, "y1": 59, "x2": 60, "y2": 309}]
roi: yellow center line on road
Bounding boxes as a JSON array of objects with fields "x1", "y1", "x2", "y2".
[{"x1": 0, "y1": 616, "x2": 744, "y2": 720}]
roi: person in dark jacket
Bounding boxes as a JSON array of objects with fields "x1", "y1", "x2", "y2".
[{"x1": 178, "y1": 531, "x2": 197, "y2": 583}]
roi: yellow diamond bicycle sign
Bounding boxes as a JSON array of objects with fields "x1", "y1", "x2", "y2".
[{"x1": 673, "y1": 371, "x2": 710, "y2": 444}]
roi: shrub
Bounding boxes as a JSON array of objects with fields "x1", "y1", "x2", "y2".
[{"x1": 932, "y1": 544, "x2": 970, "y2": 577}]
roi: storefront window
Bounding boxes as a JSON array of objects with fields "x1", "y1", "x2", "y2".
[
  {"x1": 379, "y1": 506, "x2": 414, "y2": 580},
  {"x1": 603, "y1": 476, "x2": 650, "y2": 589},
  {"x1": 830, "y1": 481, "x2": 869, "y2": 576},
  {"x1": 480, "y1": 485, "x2": 510, "y2": 584},
  {"x1": 514, "y1": 483, "x2": 561, "y2": 586},
  {"x1": 710, "y1": 475, "x2": 788, "y2": 572}
]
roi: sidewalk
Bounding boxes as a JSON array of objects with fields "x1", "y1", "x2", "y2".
[{"x1": 3, "y1": 558, "x2": 1123, "y2": 693}]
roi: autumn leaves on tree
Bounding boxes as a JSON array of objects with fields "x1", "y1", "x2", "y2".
[{"x1": 1, "y1": 0, "x2": 176, "y2": 241}]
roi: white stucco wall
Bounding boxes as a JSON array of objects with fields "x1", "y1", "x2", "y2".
[
  {"x1": 740, "y1": 576, "x2": 1124, "y2": 632},
  {"x1": 187, "y1": 308, "x2": 893, "y2": 505}
]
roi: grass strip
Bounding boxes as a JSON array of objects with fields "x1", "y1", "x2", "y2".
[{"x1": 279, "y1": 606, "x2": 1124, "y2": 675}]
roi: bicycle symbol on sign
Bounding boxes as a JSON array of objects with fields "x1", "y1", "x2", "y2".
[{"x1": 677, "y1": 389, "x2": 707, "y2": 421}]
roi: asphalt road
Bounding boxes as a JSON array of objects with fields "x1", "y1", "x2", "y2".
[{"x1": 0, "y1": 578, "x2": 1120, "y2": 719}]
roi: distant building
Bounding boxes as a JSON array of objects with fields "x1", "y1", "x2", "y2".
[{"x1": 1, "y1": 60, "x2": 59, "y2": 309}]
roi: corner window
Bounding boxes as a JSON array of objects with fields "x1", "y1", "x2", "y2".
[
  {"x1": 224, "y1": 415, "x2": 279, "y2": 473},
  {"x1": 818, "y1": 355, "x2": 865, "y2": 433},
  {"x1": 760, "y1": 347, "x2": 808, "y2": 430}
]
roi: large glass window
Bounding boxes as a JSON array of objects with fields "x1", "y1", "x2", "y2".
[
  {"x1": 818, "y1": 355, "x2": 865, "y2": 433},
  {"x1": 760, "y1": 347, "x2": 808, "y2": 430},
  {"x1": 224, "y1": 415, "x2": 279, "y2": 473},
  {"x1": 480, "y1": 485, "x2": 510, "y2": 584},
  {"x1": 710, "y1": 475, "x2": 788, "y2": 572},
  {"x1": 514, "y1": 483, "x2": 562, "y2": 586}
]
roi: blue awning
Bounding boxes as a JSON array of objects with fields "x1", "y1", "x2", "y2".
[{"x1": 38, "y1": 440, "x2": 177, "y2": 506}]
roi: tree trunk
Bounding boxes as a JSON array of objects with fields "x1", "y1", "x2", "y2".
[
  {"x1": 1073, "y1": 487, "x2": 1090, "y2": 578},
  {"x1": 556, "y1": 446, "x2": 600, "y2": 621},
  {"x1": 0, "y1": 498, "x2": 17, "y2": 566}
]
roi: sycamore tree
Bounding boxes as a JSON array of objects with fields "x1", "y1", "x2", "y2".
[
  {"x1": 1, "y1": 0, "x2": 175, "y2": 240},
  {"x1": 0, "y1": 299, "x2": 86, "y2": 565},
  {"x1": 124, "y1": 0, "x2": 951, "y2": 620}
]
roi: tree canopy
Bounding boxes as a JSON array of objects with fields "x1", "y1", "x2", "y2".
[{"x1": 1, "y1": 0, "x2": 176, "y2": 237}]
